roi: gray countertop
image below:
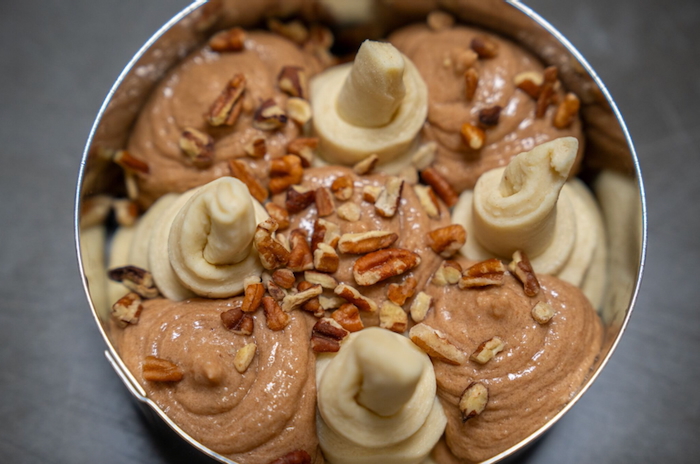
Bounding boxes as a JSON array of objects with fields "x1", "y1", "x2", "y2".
[{"x1": 1, "y1": 0, "x2": 699, "y2": 463}]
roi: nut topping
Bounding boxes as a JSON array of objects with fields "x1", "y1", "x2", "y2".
[
  {"x1": 471, "y1": 36, "x2": 499, "y2": 59},
  {"x1": 460, "y1": 122, "x2": 486, "y2": 150},
  {"x1": 336, "y1": 202, "x2": 361, "y2": 222},
  {"x1": 108, "y1": 266, "x2": 159, "y2": 299},
  {"x1": 277, "y1": 66, "x2": 307, "y2": 98},
  {"x1": 267, "y1": 18, "x2": 309, "y2": 44},
  {"x1": 553, "y1": 92, "x2": 581, "y2": 129},
  {"x1": 413, "y1": 185, "x2": 441, "y2": 219},
  {"x1": 459, "y1": 258, "x2": 507, "y2": 289},
  {"x1": 287, "y1": 229, "x2": 314, "y2": 272},
  {"x1": 311, "y1": 317, "x2": 349, "y2": 352},
  {"x1": 313, "y1": 243, "x2": 340, "y2": 273},
  {"x1": 470, "y1": 337, "x2": 505, "y2": 364},
  {"x1": 221, "y1": 307, "x2": 254, "y2": 335},
  {"x1": 459, "y1": 382, "x2": 488, "y2": 421},
  {"x1": 331, "y1": 304, "x2": 364, "y2": 332},
  {"x1": 229, "y1": 159, "x2": 268, "y2": 203},
  {"x1": 262, "y1": 296, "x2": 291, "y2": 331},
  {"x1": 287, "y1": 98, "x2": 312, "y2": 126},
  {"x1": 353, "y1": 248, "x2": 421, "y2": 286},
  {"x1": 379, "y1": 301, "x2": 408, "y2": 333},
  {"x1": 244, "y1": 137, "x2": 266, "y2": 158},
  {"x1": 531, "y1": 301, "x2": 555, "y2": 324},
  {"x1": 338, "y1": 231, "x2": 398, "y2": 254},
  {"x1": 113, "y1": 150, "x2": 150, "y2": 174},
  {"x1": 269, "y1": 155, "x2": 303, "y2": 194},
  {"x1": 319, "y1": 295, "x2": 345, "y2": 311},
  {"x1": 427, "y1": 224, "x2": 467, "y2": 258},
  {"x1": 287, "y1": 138, "x2": 318, "y2": 168},
  {"x1": 315, "y1": 187, "x2": 335, "y2": 217},
  {"x1": 427, "y1": 10, "x2": 455, "y2": 31},
  {"x1": 509, "y1": 250, "x2": 540, "y2": 296},
  {"x1": 464, "y1": 68, "x2": 479, "y2": 101},
  {"x1": 265, "y1": 203, "x2": 290, "y2": 230},
  {"x1": 179, "y1": 128, "x2": 214, "y2": 168},
  {"x1": 241, "y1": 282, "x2": 265, "y2": 312},
  {"x1": 143, "y1": 356, "x2": 184, "y2": 382},
  {"x1": 253, "y1": 98, "x2": 288, "y2": 131},
  {"x1": 304, "y1": 271, "x2": 338, "y2": 289},
  {"x1": 282, "y1": 283, "x2": 322, "y2": 313},
  {"x1": 208, "y1": 27, "x2": 246, "y2": 52},
  {"x1": 208, "y1": 74, "x2": 246, "y2": 126},
  {"x1": 111, "y1": 292, "x2": 143, "y2": 327},
  {"x1": 431, "y1": 260, "x2": 463, "y2": 286},
  {"x1": 374, "y1": 177, "x2": 404, "y2": 218},
  {"x1": 297, "y1": 281, "x2": 324, "y2": 317},
  {"x1": 311, "y1": 219, "x2": 340, "y2": 251},
  {"x1": 535, "y1": 66, "x2": 558, "y2": 119},
  {"x1": 478, "y1": 106, "x2": 502, "y2": 126},
  {"x1": 285, "y1": 186, "x2": 316, "y2": 213},
  {"x1": 412, "y1": 142, "x2": 437, "y2": 170},
  {"x1": 409, "y1": 323, "x2": 466, "y2": 365},
  {"x1": 353, "y1": 153, "x2": 379, "y2": 175},
  {"x1": 514, "y1": 71, "x2": 543, "y2": 99},
  {"x1": 387, "y1": 276, "x2": 417, "y2": 306},
  {"x1": 334, "y1": 283, "x2": 378, "y2": 313},
  {"x1": 113, "y1": 199, "x2": 139, "y2": 227},
  {"x1": 331, "y1": 176, "x2": 354, "y2": 201},
  {"x1": 362, "y1": 185, "x2": 383, "y2": 203},
  {"x1": 409, "y1": 291, "x2": 433, "y2": 323},
  {"x1": 233, "y1": 343, "x2": 257, "y2": 373},
  {"x1": 420, "y1": 167, "x2": 459, "y2": 207},
  {"x1": 254, "y1": 218, "x2": 290, "y2": 270},
  {"x1": 263, "y1": 273, "x2": 288, "y2": 301},
  {"x1": 268, "y1": 450, "x2": 312, "y2": 464},
  {"x1": 272, "y1": 269, "x2": 296, "y2": 290}
]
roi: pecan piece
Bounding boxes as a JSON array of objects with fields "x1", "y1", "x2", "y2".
[
  {"x1": 267, "y1": 18, "x2": 309, "y2": 44},
  {"x1": 143, "y1": 356, "x2": 183, "y2": 382},
  {"x1": 432, "y1": 260, "x2": 463, "y2": 286},
  {"x1": 353, "y1": 248, "x2": 421, "y2": 286},
  {"x1": 209, "y1": 27, "x2": 246, "y2": 52},
  {"x1": 287, "y1": 97, "x2": 312, "y2": 126},
  {"x1": 471, "y1": 36, "x2": 498, "y2": 59},
  {"x1": 478, "y1": 106, "x2": 502, "y2": 126},
  {"x1": 281, "y1": 283, "x2": 322, "y2": 313},
  {"x1": 265, "y1": 203, "x2": 290, "y2": 230},
  {"x1": 108, "y1": 265, "x2": 159, "y2": 299},
  {"x1": 315, "y1": 187, "x2": 335, "y2": 217},
  {"x1": 111, "y1": 292, "x2": 143, "y2": 327},
  {"x1": 427, "y1": 224, "x2": 467, "y2": 258},
  {"x1": 409, "y1": 291, "x2": 432, "y2": 323},
  {"x1": 471, "y1": 337, "x2": 505, "y2": 364},
  {"x1": 338, "y1": 231, "x2": 398, "y2": 254},
  {"x1": 331, "y1": 176, "x2": 354, "y2": 201},
  {"x1": 413, "y1": 185, "x2": 441, "y2": 219},
  {"x1": 314, "y1": 243, "x2": 339, "y2": 273},
  {"x1": 320, "y1": 295, "x2": 345, "y2": 311},
  {"x1": 253, "y1": 98, "x2": 287, "y2": 131},
  {"x1": 208, "y1": 74, "x2": 245, "y2": 126},
  {"x1": 334, "y1": 283, "x2": 378, "y2": 312},
  {"x1": 331, "y1": 303, "x2": 364, "y2": 332},
  {"x1": 459, "y1": 258, "x2": 506, "y2": 288},
  {"x1": 285, "y1": 186, "x2": 316, "y2": 213},
  {"x1": 362, "y1": 185, "x2": 383, "y2": 203},
  {"x1": 409, "y1": 323, "x2": 466, "y2": 365},
  {"x1": 296, "y1": 281, "x2": 324, "y2": 317},
  {"x1": 420, "y1": 167, "x2": 458, "y2": 207},
  {"x1": 233, "y1": 343, "x2": 257, "y2": 373},
  {"x1": 221, "y1": 307, "x2": 254, "y2": 335},
  {"x1": 514, "y1": 71, "x2": 543, "y2": 99},
  {"x1": 272, "y1": 269, "x2": 296, "y2": 290},
  {"x1": 241, "y1": 281, "x2": 265, "y2": 312},
  {"x1": 553, "y1": 92, "x2": 580, "y2": 129},
  {"x1": 531, "y1": 301, "x2": 555, "y2": 324},
  {"x1": 113, "y1": 199, "x2": 139, "y2": 227},
  {"x1": 427, "y1": 10, "x2": 455, "y2": 31},
  {"x1": 535, "y1": 66, "x2": 558, "y2": 119},
  {"x1": 353, "y1": 153, "x2": 379, "y2": 175},
  {"x1": 254, "y1": 219, "x2": 290, "y2": 270},
  {"x1": 509, "y1": 250, "x2": 540, "y2": 296},
  {"x1": 374, "y1": 177, "x2": 404, "y2": 218},
  {"x1": 229, "y1": 159, "x2": 268, "y2": 202},
  {"x1": 412, "y1": 142, "x2": 437, "y2": 170},
  {"x1": 262, "y1": 296, "x2": 291, "y2": 331},
  {"x1": 460, "y1": 123, "x2": 486, "y2": 150},
  {"x1": 379, "y1": 301, "x2": 408, "y2": 333},
  {"x1": 269, "y1": 155, "x2": 303, "y2": 194},
  {"x1": 311, "y1": 317, "x2": 349, "y2": 352},
  {"x1": 303, "y1": 271, "x2": 338, "y2": 290},
  {"x1": 287, "y1": 138, "x2": 318, "y2": 168},
  {"x1": 263, "y1": 273, "x2": 288, "y2": 301},
  {"x1": 311, "y1": 218, "x2": 340, "y2": 251},
  {"x1": 387, "y1": 276, "x2": 417, "y2": 306},
  {"x1": 244, "y1": 137, "x2": 266, "y2": 158},
  {"x1": 287, "y1": 229, "x2": 314, "y2": 272},
  {"x1": 459, "y1": 382, "x2": 488, "y2": 421},
  {"x1": 277, "y1": 66, "x2": 307, "y2": 98},
  {"x1": 464, "y1": 68, "x2": 479, "y2": 101},
  {"x1": 179, "y1": 127, "x2": 214, "y2": 168},
  {"x1": 113, "y1": 150, "x2": 150, "y2": 174},
  {"x1": 337, "y1": 202, "x2": 361, "y2": 222}
]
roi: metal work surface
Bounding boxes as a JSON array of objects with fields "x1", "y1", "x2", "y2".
[{"x1": 0, "y1": 0, "x2": 698, "y2": 463}]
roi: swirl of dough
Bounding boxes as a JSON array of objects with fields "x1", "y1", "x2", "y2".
[
  {"x1": 316, "y1": 328, "x2": 446, "y2": 464},
  {"x1": 168, "y1": 177, "x2": 268, "y2": 298}
]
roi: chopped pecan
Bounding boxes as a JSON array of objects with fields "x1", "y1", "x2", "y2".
[
  {"x1": 113, "y1": 199, "x2": 139, "y2": 227},
  {"x1": 179, "y1": 127, "x2": 214, "y2": 168},
  {"x1": 409, "y1": 323, "x2": 466, "y2": 365},
  {"x1": 334, "y1": 283, "x2": 378, "y2": 312},
  {"x1": 514, "y1": 71, "x2": 543, "y2": 99},
  {"x1": 267, "y1": 18, "x2": 308, "y2": 44},
  {"x1": 80, "y1": 195, "x2": 112, "y2": 228},
  {"x1": 229, "y1": 159, "x2": 268, "y2": 203},
  {"x1": 111, "y1": 292, "x2": 143, "y2": 327},
  {"x1": 375, "y1": 177, "x2": 404, "y2": 218},
  {"x1": 285, "y1": 186, "x2": 316, "y2": 213},
  {"x1": 420, "y1": 167, "x2": 458, "y2": 207},
  {"x1": 460, "y1": 122, "x2": 486, "y2": 150},
  {"x1": 380, "y1": 301, "x2": 408, "y2": 333},
  {"x1": 432, "y1": 260, "x2": 463, "y2": 286},
  {"x1": 108, "y1": 265, "x2": 159, "y2": 299},
  {"x1": 413, "y1": 185, "x2": 441, "y2": 219},
  {"x1": 311, "y1": 218, "x2": 340, "y2": 251},
  {"x1": 531, "y1": 301, "x2": 555, "y2": 324},
  {"x1": 302, "y1": 271, "x2": 336, "y2": 290},
  {"x1": 353, "y1": 248, "x2": 421, "y2": 286},
  {"x1": 459, "y1": 382, "x2": 488, "y2": 421},
  {"x1": 143, "y1": 356, "x2": 183, "y2": 382},
  {"x1": 459, "y1": 258, "x2": 506, "y2": 288},
  {"x1": 244, "y1": 137, "x2": 266, "y2": 158},
  {"x1": 427, "y1": 10, "x2": 455, "y2": 31},
  {"x1": 282, "y1": 283, "x2": 322, "y2": 313},
  {"x1": 287, "y1": 138, "x2": 318, "y2": 168},
  {"x1": 452, "y1": 48, "x2": 479, "y2": 74},
  {"x1": 296, "y1": 280, "x2": 324, "y2": 317},
  {"x1": 113, "y1": 150, "x2": 150, "y2": 174},
  {"x1": 253, "y1": 98, "x2": 287, "y2": 131},
  {"x1": 353, "y1": 153, "x2": 379, "y2": 175},
  {"x1": 272, "y1": 269, "x2": 296, "y2": 289},
  {"x1": 362, "y1": 185, "x2": 383, "y2": 203},
  {"x1": 287, "y1": 97, "x2": 312, "y2": 125},
  {"x1": 288, "y1": 229, "x2": 314, "y2": 272},
  {"x1": 269, "y1": 155, "x2": 303, "y2": 194},
  {"x1": 314, "y1": 243, "x2": 339, "y2": 273},
  {"x1": 427, "y1": 224, "x2": 467, "y2": 258},
  {"x1": 509, "y1": 250, "x2": 540, "y2": 296},
  {"x1": 315, "y1": 187, "x2": 335, "y2": 217},
  {"x1": 268, "y1": 450, "x2": 312, "y2": 464},
  {"x1": 209, "y1": 27, "x2": 246, "y2": 52},
  {"x1": 124, "y1": 172, "x2": 139, "y2": 200},
  {"x1": 233, "y1": 343, "x2": 257, "y2": 373},
  {"x1": 208, "y1": 74, "x2": 246, "y2": 126},
  {"x1": 311, "y1": 317, "x2": 349, "y2": 352},
  {"x1": 221, "y1": 307, "x2": 254, "y2": 335},
  {"x1": 471, "y1": 36, "x2": 498, "y2": 59},
  {"x1": 320, "y1": 295, "x2": 345, "y2": 310},
  {"x1": 331, "y1": 303, "x2": 364, "y2": 332},
  {"x1": 262, "y1": 296, "x2": 291, "y2": 330},
  {"x1": 535, "y1": 66, "x2": 558, "y2": 118},
  {"x1": 409, "y1": 291, "x2": 433, "y2": 323},
  {"x1": 464, "y1": 68, "x2": 479, "y2": 101},
  {"x1": 412, "y1": 142, "x2": 437, "y2": 170},
  {"x1": 278, "y1": 66, "x2": 307, "y2": 99},
  {"x1": 264, "y1": 203, "x2": 290, "y2": 230},
  {"x1": 254, "y1": 219, "x2": 290, "y2": 270},
  {"x1": 336, "y1": 202, "x2": 361, "y2": 222},
  {"x1": 338, "y1": 231, "x2": 398, "y2": 254},
  {"x1": 241, "y1": 281, "x2": 265, "y2": 312},
  {"x1": 331, "y1": 176, "x2": 354, "y2": 201},
  {"x1": 471, "y1": 337, "x2": 505, "y2": 364},
  {"x1": 387, "y1": 276, "x2": 417, "y2": 306},
  {"x1": 478, "y1": 106, "x2": 502, "y2": 126},
  {"x1": 263, "y1": 272, "x2": 288, "y2": 301},
  {"x1": 553, "y1": 92, "x2": 580, "y2": 129}
]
